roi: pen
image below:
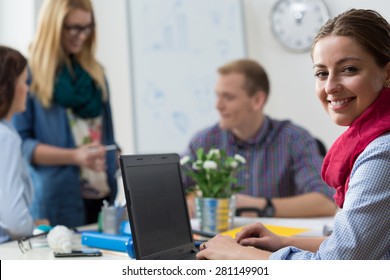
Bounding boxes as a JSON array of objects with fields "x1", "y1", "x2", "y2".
[
  {"x1": 89, "y1": 144, "x2": 117, "y2": 152},
  {"x1": 104, "y1": 144, "x2": 117, "y2": 151}
]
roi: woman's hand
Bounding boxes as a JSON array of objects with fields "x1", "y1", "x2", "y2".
[
  {"x1": 196, "y1": 234, "x2": 271, "y2": 260},
  {"x1": 74, "y1": 143, "x2": 107, "y2": 172},
  {"x1": 235, "y1": 222, "x2": 283, "y2": 252}
]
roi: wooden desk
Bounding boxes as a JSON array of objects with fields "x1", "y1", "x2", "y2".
[{"x1": 0, "y1": 216, "x2": 333, "y2": 260}]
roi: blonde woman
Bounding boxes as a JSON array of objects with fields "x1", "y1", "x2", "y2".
[{"x1": 13, "y1": 0, "x2": 119, "y2": 227}]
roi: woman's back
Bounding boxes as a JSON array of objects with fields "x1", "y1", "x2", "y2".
[{"x1": 0, "y1": 119, "x2": 34, "y2": 243}]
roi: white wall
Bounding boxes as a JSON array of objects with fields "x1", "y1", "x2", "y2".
[
  {"x1": 93, "y1": 0, "x2": 390, "y2": 153},
  {"x1": 2, "y1": 0, "x2": 390, "y2": 153},
  {"x1": 93, "y1": 0, "x2": 134, "y2": 154},
  {"x1": 0, "y1": 0, "x2": 36, "y2": 55}
]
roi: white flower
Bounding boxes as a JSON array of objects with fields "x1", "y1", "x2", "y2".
[
  {"x1": 180, "y1": 155, "x2": 190, "y2": 165},
  {"x1": 234, "y1": 154, "x2": 246, "y2": 164},
  {"x1": 192, "y1": 160, "x2": 203, "y2": 170},
  {"x1": 203, "y1": 160, "x2": 217, "y2": 170},
  {"x1": 207, "y1": 149, "x2": 220, "y2": 158},
  {"x1": 229, "y1": 160, "x2": 238, "y2": 169}
]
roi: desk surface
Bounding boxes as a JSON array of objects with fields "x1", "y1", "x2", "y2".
[{"x1": 0, "y1": 216, "x2": 333, "y2": 260}]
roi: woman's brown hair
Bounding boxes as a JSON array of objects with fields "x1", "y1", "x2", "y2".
[
  {"x1": 0, "y1": 46, "x2": 27, "y2": 119},
  {"x1": 312, "y1": 9, "x2": 390, "y2": 67}
]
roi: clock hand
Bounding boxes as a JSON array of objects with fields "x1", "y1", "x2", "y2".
[{"x1": 294, "y1": 10, "x2": 306, "y2": 25}]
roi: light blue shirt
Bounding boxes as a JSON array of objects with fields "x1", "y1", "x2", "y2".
[
  {"x1": 270, "y1": 132, "x2": 390, "y2": 260},
  {"x1": 0, "y1": 120, "x2": 34, "y2": 243}
]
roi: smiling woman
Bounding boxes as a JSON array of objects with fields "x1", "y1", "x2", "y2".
[
  {"x1": 195, "y1": 9, "x2": 390, "y2": 260},
  {"x1": 12, "y1": 0, "x2": 119, "y2": 228},
  {"x1": 313, "y1": 36, "x2": 387, "y2": 126}
]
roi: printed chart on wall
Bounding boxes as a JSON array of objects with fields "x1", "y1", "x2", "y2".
[{"x1": 127, "y1": 0, "x2": 246, "y2": 153}]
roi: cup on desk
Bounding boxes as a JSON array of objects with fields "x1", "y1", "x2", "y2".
[{"x1": 101, "y1": 204, "x2": 120, "y2": 234}]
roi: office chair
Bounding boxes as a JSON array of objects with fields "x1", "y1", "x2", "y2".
[{"x1": 315, "y1": 138, "x2": 327, "y2": 158}]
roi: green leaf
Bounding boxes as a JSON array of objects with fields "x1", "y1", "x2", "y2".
[{"x1": 196, "y1": 147, "x2": 204, "y2": 160}]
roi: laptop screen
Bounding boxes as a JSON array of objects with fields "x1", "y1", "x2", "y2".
[{"x1": 123, "y1": 159, "x2": 193, "y2": 258}]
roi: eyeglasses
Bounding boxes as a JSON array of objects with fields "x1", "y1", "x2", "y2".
[
  {"x1": 17, "y1": 228, "x2": 80, "y2": 254},
  {"x1": 17, "y1": 231, "x2": 48, "y2": 254},
  {"x1": 64, "y1": 24, "x2": 95, "y2": 37}
]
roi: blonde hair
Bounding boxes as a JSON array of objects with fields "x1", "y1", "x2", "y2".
[{"x1": 29, "y1": 0, "x2": 107, "y2": 107}]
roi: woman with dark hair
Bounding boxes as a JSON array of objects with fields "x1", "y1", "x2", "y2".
[
  {"x1": 0, "y1": 46, "x2": 34, "y2": 243},
  {"x1": 196, "y1": 9, "x2": 390, "y2": 260}
]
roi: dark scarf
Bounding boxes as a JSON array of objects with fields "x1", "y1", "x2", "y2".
[
  {"x1": 321, "y1": 88, "x2": 390, "y2": 208},
  {"x1": 53, "y1": 59, "x2": 102, "y2": 119}
]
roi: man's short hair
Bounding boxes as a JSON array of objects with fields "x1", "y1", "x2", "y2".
[{"x1": 218, "y1": 59, "x2": 270, "y2": 98}]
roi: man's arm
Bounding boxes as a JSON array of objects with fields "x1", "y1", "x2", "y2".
[
  {"x1": 236, "y1": 192, "x2": 337, "y2": 217},
  {"x1": 285, "y1": 128, "x2": 337, "y2": 217}
]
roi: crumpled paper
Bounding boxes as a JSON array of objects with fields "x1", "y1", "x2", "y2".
[{"x1": 47, "y1": 225, "x2": 73, "y2": 253}]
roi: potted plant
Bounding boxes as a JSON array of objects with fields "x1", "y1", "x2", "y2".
[{"x1": 180, "y1": 148, "x2": 246, "y2": 233}]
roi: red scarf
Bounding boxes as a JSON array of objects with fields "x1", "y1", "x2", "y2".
[{"x1": 322, "y1": 88, "x2": 390, "y2": 208}]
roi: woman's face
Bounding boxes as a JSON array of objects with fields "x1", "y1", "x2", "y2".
[
  {"x1": 7, "y1": 67, "x2": 28, "y2": 120},
  {"x1": 62, "y1": 8, "x2": 93, "y2": 55},
  {"x1": 312, "y1": 35, "x2": 390, "y2": 126}
]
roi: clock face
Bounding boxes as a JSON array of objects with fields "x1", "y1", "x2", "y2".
[{"x1": 270, "y1": 0, "x2": 330, "y2": 52}]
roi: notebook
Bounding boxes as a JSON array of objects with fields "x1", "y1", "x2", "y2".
[{"x1": 119, "y1": 153, "x2": 198, "y2": 260}]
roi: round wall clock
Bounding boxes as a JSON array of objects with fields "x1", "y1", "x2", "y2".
[{"x1": 270, "y1": 0, "x2": 330, "y2": 52}]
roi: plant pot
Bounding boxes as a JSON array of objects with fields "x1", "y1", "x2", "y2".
[{"x1": 195, "y1": 196, "x2": 236, "y2": 234}]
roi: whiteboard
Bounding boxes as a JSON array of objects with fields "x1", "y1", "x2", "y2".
[{"x1": 127, "y1": 0, "x2": 246, "y2": 153}]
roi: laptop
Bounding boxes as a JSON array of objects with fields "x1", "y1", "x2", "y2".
[{"x1": 119, "y1": 153, "x2": 198, "y2": 260}]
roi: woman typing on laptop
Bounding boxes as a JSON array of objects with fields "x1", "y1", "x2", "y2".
[{"x1": 197, "y1": 9, "x2": 390, "y2": 260}]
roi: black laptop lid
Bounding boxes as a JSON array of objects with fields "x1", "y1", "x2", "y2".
[{"x1": 119, "y1": 154, "x2": 195, "y2": 260}]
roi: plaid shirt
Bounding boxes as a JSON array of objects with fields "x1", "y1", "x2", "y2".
[
  {"x1": 271, "y1": 133, "x2": 390, "y2": 259},
  {"x1": 182, "y1": 116, "x2": 334, "y2": 200}
]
